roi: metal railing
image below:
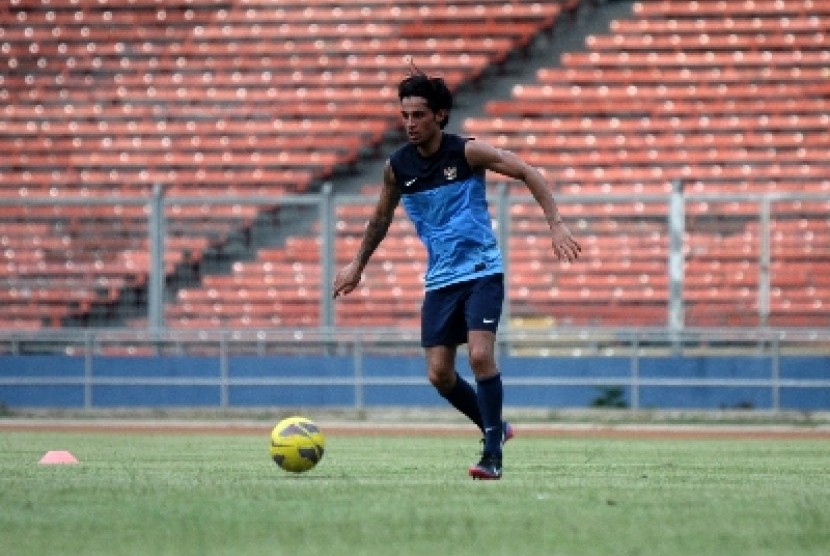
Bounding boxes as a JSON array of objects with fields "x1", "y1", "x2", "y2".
[
  {"x1": 1, "y1": 326, "x2": 828, "y2": 412},
  {"x1": 0, "y1": 186, "x2": 830, "y2": 338},
  {"x1": 3, "y1": 186, "x2": 827, "y2": 330}
]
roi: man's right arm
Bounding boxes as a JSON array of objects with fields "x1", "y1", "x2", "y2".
[
  {"x1": 333, "y1": 161, "x2": 401, "y2": 298},
  {"x1": 354, "y1": 161, "x2": 401, "y2": 271}
]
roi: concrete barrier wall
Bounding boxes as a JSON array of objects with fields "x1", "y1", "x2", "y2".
[{"x1": 1, "y1": 354, "x2": 828, "y2": 410}]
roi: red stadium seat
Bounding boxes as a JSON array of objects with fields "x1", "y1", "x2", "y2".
[
  {"x1": 4, "y1": 0, "x2": 828, "y2": 330},
  {"x1": 460, "y1": 0, "x2": 830, "y2": 328}
]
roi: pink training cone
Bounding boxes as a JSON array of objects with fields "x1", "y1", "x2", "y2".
[{"x1": 38, "y1": 451, "x2": 79, "y2": 465}]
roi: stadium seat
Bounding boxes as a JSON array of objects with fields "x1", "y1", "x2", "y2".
[
  {"x1": 2, "y1": 0, "x2": 558, "y2": 327},
  {"x1": 460, "y1": 0, "x2": 830, "y2": 328},
  {"x1": 4, "y1": 0, "x2": 828, "y2": 330}
]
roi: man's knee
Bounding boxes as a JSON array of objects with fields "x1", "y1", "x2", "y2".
[
  {"x1": 468, "y1": 334, "x2": 497, "y2": 379},
  {"x1": 428, "y1": 365, "x2": 456, "y2": 393}
]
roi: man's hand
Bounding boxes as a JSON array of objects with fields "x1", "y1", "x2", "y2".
[
  {"x1": 332, "y1": 261, "x2": 363, "y2": 299},
  {"x1": 551, "y1": 222, "x2": 582, "y2": 262}
]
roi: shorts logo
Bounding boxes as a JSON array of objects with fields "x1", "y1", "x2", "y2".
[
  {"x1": 483, "y1": 318, "x2": 495, "y2": 324},
  {"x1": 443, "y1": 166, "x2": 457, "y2": 181}
]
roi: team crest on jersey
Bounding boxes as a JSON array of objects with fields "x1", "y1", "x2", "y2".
[{"x1": 443, "y1": 166, "x2": 457, "y2": 181}]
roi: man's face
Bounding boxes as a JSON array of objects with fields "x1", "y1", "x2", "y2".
[{"x1": 400, "y1": 96, "x2": 444, "y2": 146}]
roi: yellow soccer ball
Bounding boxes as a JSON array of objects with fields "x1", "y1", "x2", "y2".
[{"x1": 269, "y1": 416, "x2": 326, "y2": 473}]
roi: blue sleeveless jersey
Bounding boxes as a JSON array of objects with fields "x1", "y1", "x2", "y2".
[{"x1": 389, "y1": 133, "x2": 503, "y2": 291}]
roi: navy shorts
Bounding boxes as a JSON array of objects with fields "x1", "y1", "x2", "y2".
[{"x1": 421, "y1": 273, "x2": 504, "y2": 348}]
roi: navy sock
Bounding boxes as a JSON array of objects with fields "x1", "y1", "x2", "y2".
[
  {"x1": 438, "y1": 373, "x2": 483, "y2": 431},
  {"x1": 476, "y1": 374, "x2": 504, "y2": 455}
]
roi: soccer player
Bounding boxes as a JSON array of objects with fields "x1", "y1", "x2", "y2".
[{"x1": 333, "y1": 67, "x2": 581, "y2": 480}]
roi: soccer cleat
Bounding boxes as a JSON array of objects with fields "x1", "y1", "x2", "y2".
[{"x1": 469, "y1": 452, "x2": 503, "y2": 480}]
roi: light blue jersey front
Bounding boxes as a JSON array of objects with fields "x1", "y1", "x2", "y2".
[{"x1": 389, "y1": 134, "x2": 503, "y2": 291}]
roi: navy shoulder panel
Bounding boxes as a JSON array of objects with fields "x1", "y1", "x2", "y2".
[{"x1": 389, "y1": 134, "x2": 477, "y2": 194}]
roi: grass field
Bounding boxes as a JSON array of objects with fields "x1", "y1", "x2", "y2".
[{"x1": 1, "y1": 426, "x2": 829, "y2": 556}]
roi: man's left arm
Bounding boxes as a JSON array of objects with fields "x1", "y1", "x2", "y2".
[{"x1": 465, "y1": 141, "x2": 581, "y2": 262}]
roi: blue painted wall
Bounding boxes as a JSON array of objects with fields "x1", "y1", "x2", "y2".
[{"x1": 1, "y1": 354, "x2": 828, "y2": 410}]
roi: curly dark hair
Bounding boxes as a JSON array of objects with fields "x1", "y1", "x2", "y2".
[{"x1": 397, "y1": 72, "x2": 453, "y2": 129}]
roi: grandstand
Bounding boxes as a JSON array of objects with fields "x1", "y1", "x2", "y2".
[{"x1": 1, "y1": 0, "x2": 828, "y2": 332}]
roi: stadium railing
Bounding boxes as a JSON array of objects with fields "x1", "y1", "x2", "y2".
[
  {"x1": 1, "y1": 185, "x2": 828, "y2": 331},
  {"x1": 0, "y1": 325, "x2": 828, "y2": 412}
]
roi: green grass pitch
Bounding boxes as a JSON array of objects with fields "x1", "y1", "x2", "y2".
[{"x1": 1, "y1": 429, "x2": 828, "y2": 556}]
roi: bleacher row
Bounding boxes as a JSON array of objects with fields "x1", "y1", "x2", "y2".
[
  {"x1": 1, "y1": 0, "x2": 828, "y2": 330},
  {"x1": 0, "y1": 0, "x2": 559, "y2": 328},
  {"x1": 465, "y1": 0, "x2": 830, "y2": 326}
]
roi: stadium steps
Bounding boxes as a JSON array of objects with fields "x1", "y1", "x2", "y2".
[{"x1": 0, "y1": 0, "x2": 565, "y2": 328}]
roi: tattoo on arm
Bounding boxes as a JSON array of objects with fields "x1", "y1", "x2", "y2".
[
  {"x1": 354, "y1": 161, "x2": 400, "y2": 270},
  {"x1": 356, "y1": 215, "x2": 392, "y2": 268}
]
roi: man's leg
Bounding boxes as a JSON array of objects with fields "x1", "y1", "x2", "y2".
[
  {"x1": 426, "y1": 345, "x2": 483, "y2": 430},
  {"x1": 466, "y1": 330, "x2": 506, "y2": 480},
  {"x1": 467, "y1": 330, "x2": 503, "y2": 456},
  {"x1": 462, "y1": 274, "x2": 508, "y2": 479}
]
